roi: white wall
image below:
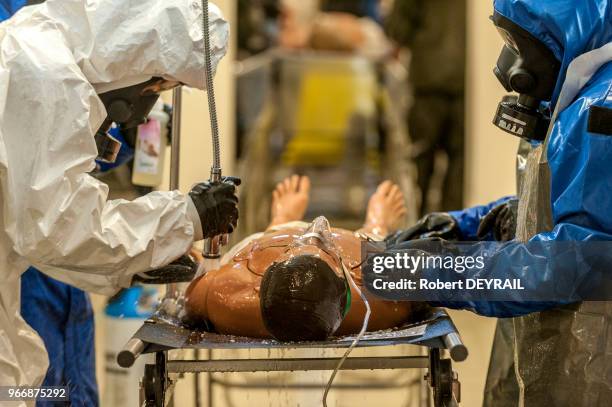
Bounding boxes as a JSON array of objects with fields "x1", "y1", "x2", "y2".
[
  {"x1": 449, "y1": 2, "x2": 521, "y2": 407},
  {"x1": 164, "y1": 2, "x2": 237, "y2": 190},
  {"x1": 465, "y1": 1, "x2": 519, "y2": 205}
]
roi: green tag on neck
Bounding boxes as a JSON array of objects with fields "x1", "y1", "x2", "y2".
[{"x1": 343, "y1": 281, "x2": 352, "y2": 317}]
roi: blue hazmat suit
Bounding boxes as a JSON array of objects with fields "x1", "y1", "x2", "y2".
[
  {"x1": 388, "y1": 0, "x2": 612, "y2": 404},
  {"x1": 435, "y1": 0, "x2": 612, "y2": 316},
  {"x1": 393, "y1": 0, "x2": 612, "y2": 405},
  {"x1": 0, "y1": 0, "x2": 25, "y2": 20},
  {"x1": 21, "y1": 268, "x2": 99, "y2": 406}
]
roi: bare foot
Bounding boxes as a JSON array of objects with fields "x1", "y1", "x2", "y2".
[
  {"x1": 269, "y1": 175, "x2": 311, "y2": 228},
  {"x1": 362, "y1": 181, "x2": 407, "y2": 236}
]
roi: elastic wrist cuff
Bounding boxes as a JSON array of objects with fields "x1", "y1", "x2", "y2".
[{"x1": 187, "y1": 197, "x2": 204, "y2": 241}]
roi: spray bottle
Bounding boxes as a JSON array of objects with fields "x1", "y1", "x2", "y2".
[{"x1": 131, "y1": 99, "x2": 170, "y2": 187}]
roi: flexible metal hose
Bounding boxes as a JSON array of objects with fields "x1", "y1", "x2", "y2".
[{"x1": 202, "y1": 0, "x2": 221, "y2": 175}]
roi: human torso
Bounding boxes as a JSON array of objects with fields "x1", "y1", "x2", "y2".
[{"x1": 185, "y1": 226, "x2": 413, "y2": 338}]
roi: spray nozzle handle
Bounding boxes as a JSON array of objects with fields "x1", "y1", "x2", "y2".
[
  {"x1": 203, "y1": 236, "x2": 222, "y2": 259},
  {"x1": 202, "y1": 165, "x2": 226, "y2": 259},
  {"x1": 210, "y1": 167, "x2": 222, "y2": 183}
]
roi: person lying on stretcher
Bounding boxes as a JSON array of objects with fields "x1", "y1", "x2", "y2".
[{"x1": 185, "y1": 176, "x2": 423, "y2": 342}]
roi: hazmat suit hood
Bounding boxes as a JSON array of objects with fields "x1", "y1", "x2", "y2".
[
  {"x1": 5, "y1": 0, "x2": 229, "y2": 94},
  {"x1": 494, "y1": 0, "x2": 612, "y2": 106}
]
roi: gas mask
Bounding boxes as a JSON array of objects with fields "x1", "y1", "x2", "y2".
[
  {"x1": 492, "y1": 12, "x2": 561, "y2": 142},
  {"x1": 95, "y1": 77, "x2": 179, "y2": 163}
]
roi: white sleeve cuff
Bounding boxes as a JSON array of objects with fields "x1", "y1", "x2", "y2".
[{"x1": 186, "y1": 197, "x2": 204, "y2": 241}]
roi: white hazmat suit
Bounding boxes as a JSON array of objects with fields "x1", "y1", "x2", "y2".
[{"x1": 0, "y1": 0, "x2": 228, "y2": 389}]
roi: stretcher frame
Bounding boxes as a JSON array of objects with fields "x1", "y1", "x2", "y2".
[
  {"x1": 121, "y1": 307, "x2": 465, "y2": 407},
  {"x1": 121, "y1": 53, "x2": 466, "y2": 407}
]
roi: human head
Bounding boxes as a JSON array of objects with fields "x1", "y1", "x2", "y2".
[
  {"x1": 308, "y1": 13, "x2": 365, "y2": 53},
  {"x1": 260, "y1": 254, "x2": 348, "y2": 341},
  {"x1": 259, "y1": 217, "x2": 350, "y2": 341},
  {"x1": 491, "y1": 0, "x2": 612, "y2": 141}
]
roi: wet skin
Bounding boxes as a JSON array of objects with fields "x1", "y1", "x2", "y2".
[{"x1": 185, "y1": 227, "x2": 414, "y2": 339}]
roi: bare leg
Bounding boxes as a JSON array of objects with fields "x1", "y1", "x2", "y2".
[
  {"x1": 360, "y1": 181, "x2": 407, "y2": 237},
  {"x1": 268, "y1": 175, "x2": 311, "y2": 229}
]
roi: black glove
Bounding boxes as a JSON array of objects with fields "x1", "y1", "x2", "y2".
[
  {"x1": 477, "y1": 199, "x2": 519, "y2": 242},
  {"x1": 189, "y1": 176, "x2": 241, "y2": 239},
  {"x1": 132, "y1": 254, "x2": 198, "y2": 285},
  {"x1": 385, "y1": 212, "x2": 462, "y2": 245}
]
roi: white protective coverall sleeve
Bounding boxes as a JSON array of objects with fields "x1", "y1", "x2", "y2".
[{"x1": 0, "y1": 0, "x2": 229, "y2": 295}]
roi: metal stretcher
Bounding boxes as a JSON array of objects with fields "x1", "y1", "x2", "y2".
[
  {"x1": 119, "y1": 43, "x2": 466, "y2": 406},
  {"x1": 119, "y1": 308, "x2": 466, "y2": 407}
]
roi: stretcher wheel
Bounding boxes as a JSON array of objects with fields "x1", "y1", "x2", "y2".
[
  {"x1": 428, "y1": 348, "x2": 460, "y2": 406},
  {"x1": 143, "y1": 353, "x2": 168, "y2": 407}
]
